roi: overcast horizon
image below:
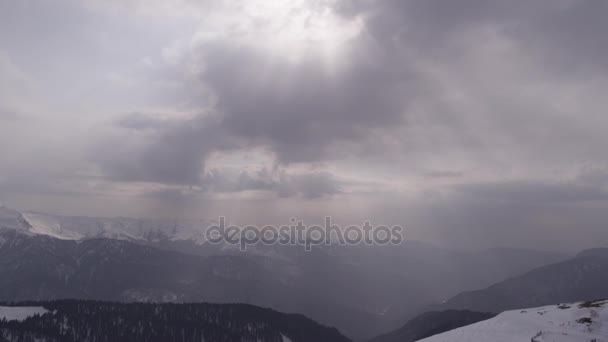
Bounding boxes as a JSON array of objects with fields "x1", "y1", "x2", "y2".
[{"x1": 1, "y1": 0, "x2": 608, "y2": 252}]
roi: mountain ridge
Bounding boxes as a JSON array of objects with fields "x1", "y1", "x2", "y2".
[{"x1": 440, "y1": 249, "x2": 608, "y2": 313}]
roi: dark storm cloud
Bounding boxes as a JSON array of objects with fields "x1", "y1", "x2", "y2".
[
  {"x1": 92, "y1": 0, "x2": 608, "y2": 190},
  {"x1": 514, "y1": 0, "x2": 608, "y2": 74},
  {"x1": 95, "y1": 115, "x2": 234, "y2": 185},
  {"x1": 94, "y1": 35, "x2": 416, "y2": 184},
  {"x1": 199, "y1": 41, "x2": 412, "y2": 164},
  {"x1": 345, "y1": 0, "x2": 608, "y2": 72},
  {"x1": 334, "y1": 0, "x2": 518, "y2": 46}
]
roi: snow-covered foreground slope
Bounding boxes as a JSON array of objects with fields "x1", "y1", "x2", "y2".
[
  {"x1": 0, "y1": 306, "x2": 48, "y2": 321},
  {"x1": 420, "y1": 299, "x2": 608, "y2": 342}
]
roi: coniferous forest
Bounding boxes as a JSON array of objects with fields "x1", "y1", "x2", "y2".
[{"x1": 0, "y1": 300, "x2": 350, "y2": 342}]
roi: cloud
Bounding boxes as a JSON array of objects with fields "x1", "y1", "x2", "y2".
[
  {"x1": 424, "y1": 170, "x2": 464, "y2": 179},
  {"x1": 92, "y1": 11, "x2": 412, "y2": 183},
  {"x1": 3, "y1": 0, "x2": 608, "y2": 251},
  {"x1": 114, "y1": 112, "x2": 178, "y2": 131},
  {"x1": 94, "y1": 114, "x2": 232, "y2": 185},
  {"x1": 578, "y1": 166, "x2": 608, "y2": 187},
  {"x1": 0, "y1": 107, "x2": 20, "y2": 121},
  {"x1": 455, "y1": 180, "x2": 608, "y2": 204},
  {"x1": 198, "y1": 41, "x2": 411, "y2": 163},
  {"x1": 277, "y1": 171, "x2": 343, "y2": 198},
  {"x1": 91, "y1": 0, "x2": 608, "y2": 188},
  {"x1": 202, "y1": 168, "x2": 342, "y2": 198}
]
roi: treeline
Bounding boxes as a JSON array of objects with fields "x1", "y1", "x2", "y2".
[{"x1": 0, "y1": 300, "x2": 350, "y2": 342}]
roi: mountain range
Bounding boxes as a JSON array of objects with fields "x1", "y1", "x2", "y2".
[{"x1": 0, "y1": 206, "x2": 585, "y2": 340}]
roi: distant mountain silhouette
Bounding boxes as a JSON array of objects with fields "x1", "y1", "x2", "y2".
[{"x1": 440, "y1": 248, "x2": 608, "y2": 313}]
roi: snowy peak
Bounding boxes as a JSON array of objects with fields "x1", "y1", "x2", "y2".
[
  {"x1": 21, "y1": 212, "x2": 84, "y2": 240},
  {"x1": 420, "y1": 300, "x2": 608, "y2": 342},
  {"x1": 0, "y1": 206, "x2": 211, "y2": 244}
]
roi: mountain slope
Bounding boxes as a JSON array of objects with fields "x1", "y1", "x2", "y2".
[
  {"x1": 441, "y1": 249, "x2": 608, "y2": 313},
  {"x1": 0, "y1": 300, "x2": 350, "y2": 342},
  {"x1": 0, "y1": 229, "x2": 375, "y2": 339},
  {"x1": 368, "y1": 310, "x2": 496, "y2": 342},
  {"x1": 419, "y1": 300, "x2": 608, "y2": 342}
]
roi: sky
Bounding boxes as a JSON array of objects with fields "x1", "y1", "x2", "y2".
[{"x1": 1, "y1": 0, "x2": 608, "y2": 252}]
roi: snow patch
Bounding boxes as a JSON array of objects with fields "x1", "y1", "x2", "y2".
[
  {"x1": 420, "y1": 300, "x2": 608, "y2": 342},
  {"x1": 22, "y1": 212, "x2": 84, "y2": 240}
]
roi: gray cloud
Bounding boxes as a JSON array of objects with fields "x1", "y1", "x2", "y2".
[
  {"x1": 515, "y1": 0, "x2": 608, "y2": 75},
  {"x1": 95, "y1": 115, "x2": 230, "y2": 185},
  {"x1": 114, "y1": 112, "x2": 174, "y2": 131},
  {"x1": 455, "y1": 180, "x2": 608, "y2": 204},
  {"x1": 578, "y1": 166, "x2": 608, "y2": 187},
  {"x1": 2, "y1": 0, "x2": 608, "y2": 251},
  {"x1": 424, "y1": 170, "x2": 464, "y2": 179},
  {"x1": 202, "y1": 168, "x2": 277, "y2": 193},
  {"x1": 202, "y1": 168, "x2": 342, "y2": 199},
  {"x1": 276, "y1": 172, "x2": 342, "y2": 199},
  {"x1": 94, "y1": 0, "x2": 608, "y2": 186},
  {"x1": 0, "y1": 107, "x2": 19, "y2": 121},
  {"x1": 93, "y1": 24, "x2": 415, "y2": 183},
  {"x1": 198, "y1": 40, "x2": 412, "y2": 163}
]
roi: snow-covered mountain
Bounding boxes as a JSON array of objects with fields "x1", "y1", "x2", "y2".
[
  {"x1": 0, "y1": 206, "x2": 211, "y2": 244},
  {"x1": 0, "y1": 205, "x2": 573, "y2": 340},
  {"x1": 419, "y1": 300, "x2": 608, "y2": 342}
]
